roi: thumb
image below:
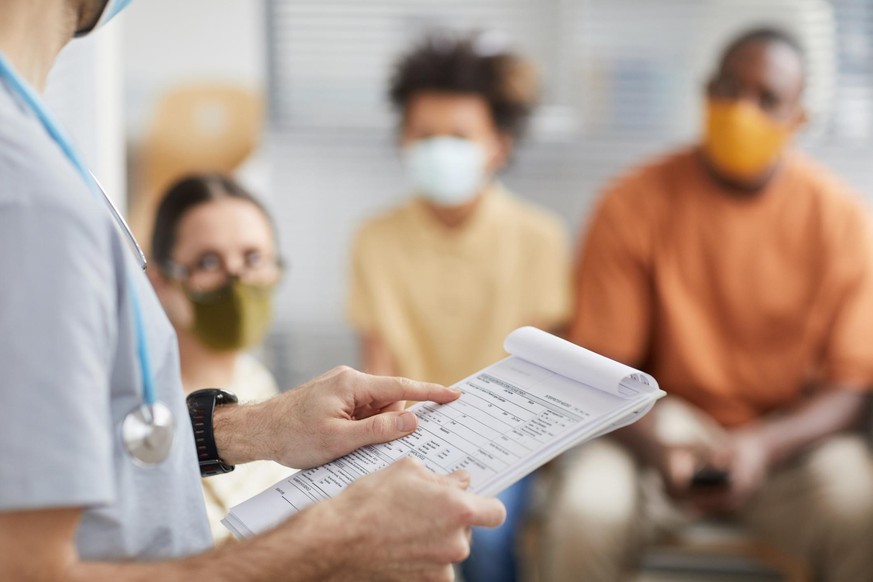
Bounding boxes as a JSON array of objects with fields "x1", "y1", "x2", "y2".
[{"x1": 350, "y1": 411, "x2": 419, "y2": 447}]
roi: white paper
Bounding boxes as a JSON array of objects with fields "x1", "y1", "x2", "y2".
[
  {"x1": 504, "y1": 326, "x2": 655, "y2": 397},
  {"x1": 223, "y1": 327, "x2": 664, "y2": 538}
]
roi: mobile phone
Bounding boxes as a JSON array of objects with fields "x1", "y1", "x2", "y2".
[{"x1": 691, "y1": 466, "x2": 730, "y2": 489}]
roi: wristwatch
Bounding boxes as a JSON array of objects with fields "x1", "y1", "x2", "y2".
[{"x1": 187, "y1": 388, "x2": 239, "y2": 477}]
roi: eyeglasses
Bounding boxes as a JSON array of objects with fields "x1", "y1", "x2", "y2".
[{"x1": 162, "y1": 250, "x2": 284, "y2": 293}]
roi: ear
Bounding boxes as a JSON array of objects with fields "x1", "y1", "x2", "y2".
[
  {"x1": 792, "y1": 105, "x2": 809, "y2": 130},
  {"x1": 147, "y1": 267, "x2": 176, "y2": 308},
  {"x1": 147, "y1": 268, "x2": 193, "y2": 328},
  {"x1": 488, "y1": 134, "x2": 513, "y2": 173},
  {"x1": 147, "y1": 267, "x2": 168, "y2": 293},
  {"x1": 396, "y1": 108, "x2": 415, "y2": 150},
  {"x1": 396, "y1": 123, "x2": 409, "y2": 151}
]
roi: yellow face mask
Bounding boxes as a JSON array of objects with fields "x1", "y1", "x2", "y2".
[{"x1": 702, "y1": 98, "x2": 795, "y2": 182}]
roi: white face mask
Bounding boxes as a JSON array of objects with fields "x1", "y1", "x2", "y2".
[
  {"x1": 403, "y1": 137, "x2": 489, "y2": 207},
  {"x1": 76, "y1": 0, "x2": 135, "y2": 36}
]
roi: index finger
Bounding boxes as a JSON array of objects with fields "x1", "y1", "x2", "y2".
[{"x1": 362, "y1": 375, "x2": 461, "y2": 409}]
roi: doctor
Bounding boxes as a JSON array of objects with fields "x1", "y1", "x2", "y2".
[{"x1": 0, "y1": 1, "x2": 504, "y2": 580}]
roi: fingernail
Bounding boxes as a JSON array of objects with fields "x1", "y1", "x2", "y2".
[{"x1": 396, "y1": 412, "x2": 416, "y2": 432}]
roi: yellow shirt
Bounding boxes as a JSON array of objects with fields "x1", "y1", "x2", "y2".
[
  {"x1": 572, "y1": 149, "x2": 873, "y2": 427},
  {"x1": 348, "y1": 185, "x2": 572, "y2": 386}
]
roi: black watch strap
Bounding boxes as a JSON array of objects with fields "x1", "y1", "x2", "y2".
[{"x1": 187, "y1": 388, "x2": 239, "y2": 477}]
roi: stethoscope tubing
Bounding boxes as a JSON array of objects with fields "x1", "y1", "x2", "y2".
[{"x1": 0, "y1": 51, "x2": 157, "y2": 408}]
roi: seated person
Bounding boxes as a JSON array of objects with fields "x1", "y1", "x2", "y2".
[
  {"x1": 537, "y1": 28, "x2": 873, "y2": 582},
  {"x1": 347, "y1": 34, "x2": 572, "y2": 582},
  {"x1": 149, "y1": 174, "x2": 291, "y2": 543}
]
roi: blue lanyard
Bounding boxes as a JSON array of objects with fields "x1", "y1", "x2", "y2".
[{"x1": 0, "y1": 52, "x2": 157, "y2": 407}]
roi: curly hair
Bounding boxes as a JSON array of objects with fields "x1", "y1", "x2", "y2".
[{"x1": 388, "y1": 34, "x2": 539, "y2": 139}]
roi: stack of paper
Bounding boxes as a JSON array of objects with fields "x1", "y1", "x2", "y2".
[{"x1": 223, "y1": 327, "x2": 665, "y2": 538}]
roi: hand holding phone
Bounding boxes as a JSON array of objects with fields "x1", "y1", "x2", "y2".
[{"x1": 691, "y1": 466, "x2": 730, "y2": 489}]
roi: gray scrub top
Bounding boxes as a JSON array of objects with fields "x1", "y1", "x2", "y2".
[{"x1": 0, "y1": 78, "x2": 212, "y2": 559}]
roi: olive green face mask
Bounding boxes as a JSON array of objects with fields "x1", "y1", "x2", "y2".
[{"x1": 185, "y1": 279, "x2": 274, "y2": 352}]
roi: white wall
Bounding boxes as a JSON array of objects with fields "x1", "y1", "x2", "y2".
[
  {"x1": 113, "y1": 0, "x2": 873, "y2": 389},
  {"x1": 122, "y1": 0, "x2": 266, "y2": 140},
  {"x1": 46, "y1": 20, "x2": 125, "y2": 208},
  {"x1": 118, "y1": 1, "x2": 309, "y2": 382}
]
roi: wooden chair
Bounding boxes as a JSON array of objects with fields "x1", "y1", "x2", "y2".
[
  {"x1": 640, "y1": 519, "x2": 812, "y2": 581},
  {"x1": 518, "y1": 488, "x2": 811, "y2": 582},
  {"x1": 130, "y1": 84, "x2": 264, "y2": 249}
]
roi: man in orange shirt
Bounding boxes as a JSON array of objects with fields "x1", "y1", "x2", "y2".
[{"x1": 537, "y1": 28, "x2": 873, "y2": 582}]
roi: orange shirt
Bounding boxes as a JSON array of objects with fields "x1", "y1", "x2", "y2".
[{"x1": 572, "y1": 148, "x2": 873, "y2": 427}]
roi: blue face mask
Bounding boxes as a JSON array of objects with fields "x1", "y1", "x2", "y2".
[
  {"x1": 75, "y1": 0, "x2": 135, "y2": 36},
  {"x1": 403, "y1": 137, "x2": 489, "y2": 207}
]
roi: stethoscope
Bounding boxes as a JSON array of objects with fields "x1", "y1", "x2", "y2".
[{"x1": 0, "y1": 52, "x2": 175, "y2": 466}]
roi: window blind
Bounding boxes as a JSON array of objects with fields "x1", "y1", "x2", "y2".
[{"x1": 262, "y1": 0, "x2": 873, "y2": 384}]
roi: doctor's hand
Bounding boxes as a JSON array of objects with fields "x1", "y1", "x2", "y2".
[
  {"x1": 214, "y1": 365, "x2": 460, "y2": 468},
  {"x1": 291, "y1": 457, "x2": 506, "y2": 582}
]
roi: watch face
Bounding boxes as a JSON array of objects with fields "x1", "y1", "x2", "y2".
[
  {"x1": 187, "y1": 388, "x2": 238, "y2": 408},
  {"x1": 216, "y1": 390, "x2": 238, "y2": 404}
]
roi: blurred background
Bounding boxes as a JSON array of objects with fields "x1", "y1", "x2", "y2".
[{"x1": 46, "y1": 0, "x2": 873, "y2": 389}]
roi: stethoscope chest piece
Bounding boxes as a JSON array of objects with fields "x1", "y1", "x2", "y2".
[
  {"x1": 122, "y1": 402, "x2": 175, "y2": 466},
  {"x1": 0, "y1": 51, "x2": 175, "y2": 468}
]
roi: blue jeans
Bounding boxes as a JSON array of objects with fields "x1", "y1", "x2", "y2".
[{"x1": 460, "y1": 474, "x2": 534, "y2": 582}]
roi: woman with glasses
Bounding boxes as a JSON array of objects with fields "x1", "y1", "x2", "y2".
[{"x1": 149, "y1": 174, "x2": 289, "y2": 543}]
